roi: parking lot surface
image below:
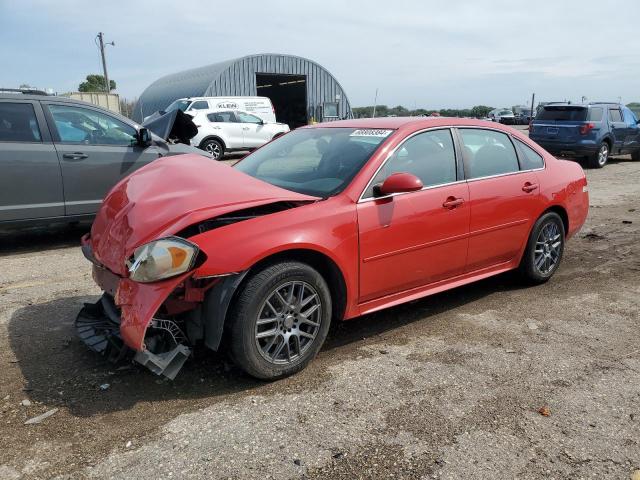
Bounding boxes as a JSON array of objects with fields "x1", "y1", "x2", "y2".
[{"x1": 0, "y1": 157, "x2": 639, "y2": 479}]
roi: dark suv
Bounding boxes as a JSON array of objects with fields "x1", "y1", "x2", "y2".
[
  {"x1": 529, "y1": 103, "x2": 640, "y2": 168},
  {"x1": 0, "y1": 91, "x2": 201, "y2": 226}
]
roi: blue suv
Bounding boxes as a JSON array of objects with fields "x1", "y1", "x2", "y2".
[{"x1": 529, "y1": 103, "x2": 640, "y2": 168}]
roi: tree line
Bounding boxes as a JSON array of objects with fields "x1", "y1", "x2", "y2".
[{"x1": 352, "y1": 105, "x2": 494, "y2": 119}]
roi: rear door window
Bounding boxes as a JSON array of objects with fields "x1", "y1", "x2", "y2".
[
  {"x1": 207, "y1": 111, "x2": 237, "y2": 123},
  {"x1": 0, "y1": 102, "x2": 42, "y2": 142},
  {"x1": 587, "y1": 107, "x2": 603, "y2": 121},
  {"x1": 515, "y1": 139, "x2": 544, "y2": 170},
  {"x1": 459, "y1": 129, "x2": 520, "y2": 179},
  {"x1": 609, "y1": 109, "x2": 623, "y2": 122}
]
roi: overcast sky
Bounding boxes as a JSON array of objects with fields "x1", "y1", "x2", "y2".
[{"x1": 1, "y1": 0, "x2": 639, "y2": 109}]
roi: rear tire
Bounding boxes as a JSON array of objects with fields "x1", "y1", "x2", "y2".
[
  {"x1": 519, "y1": 212, "x2": 565, "y2": 284},
  {"x1": 228, "y1": 262, "x2": 332, "y2": 380},
  {"x1": 200, "y1": 139, "x2": 224, "y2": 160},
  {"x1": 632, "y1": 149, "x2": 640, "y2": 162},
  {"x1": 587, "y1": 142, "x2": 609, "y2": 168}
]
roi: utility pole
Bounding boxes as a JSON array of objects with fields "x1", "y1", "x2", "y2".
[
  {"x1": 530, "y1": 92, "x2": 536, "y2": 122},
  {"x1": 372, "y1": 88, "x2": 379, "y2": 118},
  {"x1": 97, "y1": 32, "x2": 114, "y2": 92}
]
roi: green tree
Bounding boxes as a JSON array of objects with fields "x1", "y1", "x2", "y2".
[
  {"x1": 78, "y1": 74, "x2": 116, "y2": 92},
  {"x1": 470, "y1": 105, "x2": 493, "y2": 118}
]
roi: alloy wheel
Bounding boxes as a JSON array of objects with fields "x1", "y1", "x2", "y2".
[
  {"x1": 254, "y1": 281, "x2": 322, "y2": 365},
  {"x1": 204, "y1": 142, "x2": 221, "y2": 159},
  {"x1": 598, "y1": 144, "x2": 608, "y2": 166},
  {"x1": 534, "y1": 222, "x2": 562, "y2": 275}
]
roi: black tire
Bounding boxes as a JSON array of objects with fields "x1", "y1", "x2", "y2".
[
  {"x1": 519, "y1": 212, "x2": 565, "y2": 284},
  {"x1": 587, "y1": 142, "x2": 609, "y2": 169},
  {"x1": 200, "y1": 138, "x2": 224, "y2": 160},
  {"x1": 228, "y1": 262, "x2": 332, "y2": 380},
  {"x1": 632, "y1": 149, "x2": 640, "y2": 162}
]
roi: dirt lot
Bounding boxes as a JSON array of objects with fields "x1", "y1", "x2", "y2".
[{"x1": 0, "y1": 157, "x2": 639, "y2": 480}]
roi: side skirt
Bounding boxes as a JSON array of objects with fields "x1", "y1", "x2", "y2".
[{"x1": 356, "y1": 260, "x2": 517, "y2": 317}]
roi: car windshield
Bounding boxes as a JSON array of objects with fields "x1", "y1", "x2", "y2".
[
  {"x1": 165, "y1": 100, "x2": 191, "y2": 113},
  {"x1": 234, "y1": 127, "x2": 392, "y2": 197},
  {"x1": 537, "y1": 106, "x2": 587, "y2": 121},
  {"x1": 499, "y1": 110, "x2": 513, "y2": 115}
]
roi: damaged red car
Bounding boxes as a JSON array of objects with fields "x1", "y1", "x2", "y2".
[{"x1": 77, "y1": 117, "x2": 589, "y2": 380}]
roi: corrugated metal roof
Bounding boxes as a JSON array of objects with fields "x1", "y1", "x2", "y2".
[{"x1": 133, "y1": 53, "x2": 351, "y2": 124}]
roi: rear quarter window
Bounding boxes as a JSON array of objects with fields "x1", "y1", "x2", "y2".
[
  {"x1": 587, "y1": 107, "x2": 603, "y2": 121},
  {"x1": 515, "y1": 139, "x2": 544, "y2": 170}
]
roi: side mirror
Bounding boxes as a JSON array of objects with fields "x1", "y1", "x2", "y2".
[
  {"x1": 373, "y1": 172, "x2": 423, "y2": 197},
  {"x1": 137, "y1": 127, "x2": 152, "y2": 147}
]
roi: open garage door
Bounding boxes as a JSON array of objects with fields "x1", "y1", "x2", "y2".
[{"x1": 256, "y1": 73, "x2": 307, "y2": 129}]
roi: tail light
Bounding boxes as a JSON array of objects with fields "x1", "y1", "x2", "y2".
[
  {"x1": 528, "y1": 121, "x2": 533, "y2": 131},
  {"x1": 579, "y1": 123, "x2": 595, "y2": 135}
]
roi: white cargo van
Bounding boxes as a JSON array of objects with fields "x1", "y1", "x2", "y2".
[{"x1": 164, "y1": 97, "x2": 276, "y2": 123}]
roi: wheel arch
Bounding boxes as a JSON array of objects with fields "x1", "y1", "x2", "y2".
[
  {"x1": 199, "y1": 135, "x2": 226, "y2": 150},
  {"x1": 600, "y1": 135, "x2": 612, "y2": 149},
  {"x1": 244, "y1": 248, "x2": 348, "y2": 324},
  {"x1": 541, "y1": 205, "x2": 569, "y2": 236},
  {"x1": 204, "y1": 247, "x2": 349, "y2": 352}
]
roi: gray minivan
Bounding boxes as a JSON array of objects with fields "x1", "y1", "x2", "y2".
[{"x1": 0, "y1": 91, "x2": 201, "y2": 226}]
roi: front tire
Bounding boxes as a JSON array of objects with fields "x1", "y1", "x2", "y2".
[
  {"x1": 519, "y1": 212, "x2": 565, "y2": 284},
  {"x1": 632, "y1": 149, "x2": 640, "y2": 162},
  {"x1": 587, "y1": 142, "x2": 609, "y2": 168},
  {"x1": 200, "y1": 138, "x2": 224, "y2": 160},
  {"x1": 228, "y1": 262, "x2": 332, "y2": 380}
]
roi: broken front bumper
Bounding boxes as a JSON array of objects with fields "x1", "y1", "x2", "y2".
[{"x1": 76, "y1": 293, "x2": 192, "y2": 380}]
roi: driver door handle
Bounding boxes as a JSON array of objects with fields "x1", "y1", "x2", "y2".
[
  {"x1": 62, "y1": 152, "x2": 88, "y2": 160},
  {"x1": 522, "y1": 182, "x2": 539, "y2": 193},
  {"x1": 442, "y1": 197, "x2": 464, "y2": 209},
  {"x1": 242, "y1": 127, "x2": 250, "y2": 131}
]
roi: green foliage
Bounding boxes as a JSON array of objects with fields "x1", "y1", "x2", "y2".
[
  {"x1": 78, "y1": 74, "x2": 116, "y2": 92},
  {"x1": 352, "y1": 104, "x2": 494, "y2": 119}
]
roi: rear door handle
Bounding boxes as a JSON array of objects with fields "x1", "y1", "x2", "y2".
[
  {"x1": 522, "y1": 182, "x2": 539, "y2": 193},
  {"x1": 62, "y1": 152, "x2": 88, "y2": 160},
  {"x1": 442, "y1": 197, "x2": 464, "y2": 209},
  {"x1": 242, "y1": 127, "x2": 250, "y2": 131}
]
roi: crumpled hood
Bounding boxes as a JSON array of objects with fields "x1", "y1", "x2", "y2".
[{"x1": 90, "y1": 154, "x2": 317, "y2": 275}]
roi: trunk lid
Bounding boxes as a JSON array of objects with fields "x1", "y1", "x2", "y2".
[{"x1": 90, "y1": 154, "x2": 318, "y2": 275}]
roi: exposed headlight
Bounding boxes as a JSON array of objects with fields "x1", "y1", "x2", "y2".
[{"x1": 126, "y1": 237, "x2": 199, "y2": 283}]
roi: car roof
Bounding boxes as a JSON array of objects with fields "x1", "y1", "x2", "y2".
[
  {"x1": 307, "y1": 116, "x2": 521, "y2": 131},
  {"x1": 0, "y1": 93, "x2": 139, "y2": 125},
  {"x1": 543, "y1": 102, "x2": 620, "y2": 108},
  {"x1": 0, "y1": 93, "x2": 95, "y2": 105}
]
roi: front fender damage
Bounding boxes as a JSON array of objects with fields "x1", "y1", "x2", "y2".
[{"x1": 76, "y1": 268, "x2": 246, "y2": 379}]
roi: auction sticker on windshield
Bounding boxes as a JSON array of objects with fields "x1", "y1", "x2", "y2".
[{"x1": 350, "y1": 129, "x2": 393, "y2": 137}]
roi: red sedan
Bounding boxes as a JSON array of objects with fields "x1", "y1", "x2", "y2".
[{"x1": 78, "y1": 117, "x2": 589, "y2": 380}]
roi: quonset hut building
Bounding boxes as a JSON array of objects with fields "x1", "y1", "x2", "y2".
[{"x1": 133, "y1": 54, "x2": 352, "y2": 128}]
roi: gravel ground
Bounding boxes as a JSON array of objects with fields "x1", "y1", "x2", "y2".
[{"x1": 0, "y1": 156, "x2": 638, "y2": 480}]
